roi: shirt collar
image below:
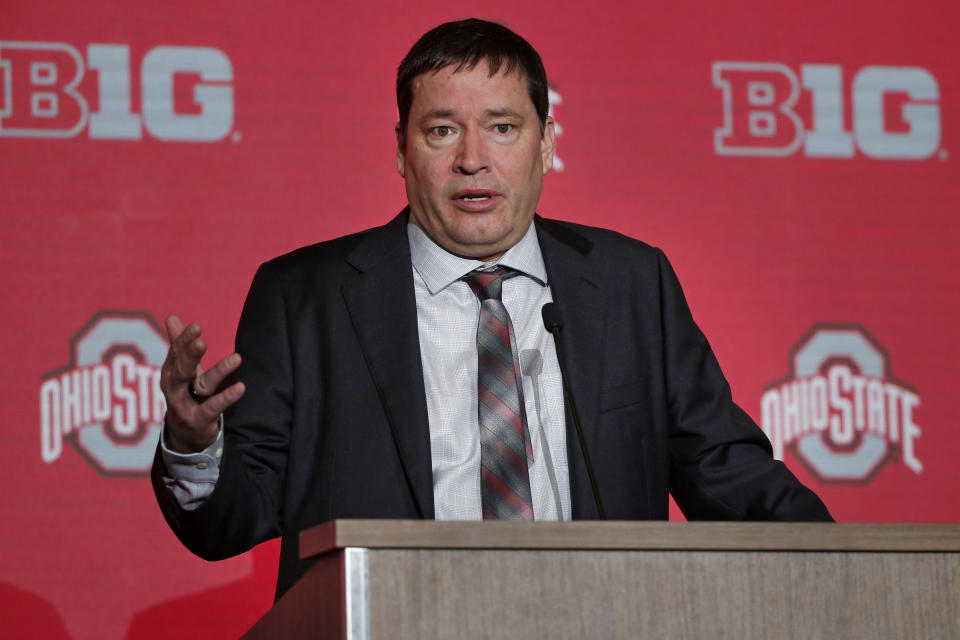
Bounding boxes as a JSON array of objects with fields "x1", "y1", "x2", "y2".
[{"x1": 407, "y1": 219, "x2": 549, "y2": 295}]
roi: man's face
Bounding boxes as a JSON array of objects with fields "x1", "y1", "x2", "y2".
[{"x1": 397, "y1": 61, "x2": 555, "y2": 261}]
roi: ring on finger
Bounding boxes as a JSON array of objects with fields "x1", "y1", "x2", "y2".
[{"x1": 189, "y1": 379, "x2": 209, "y2": 403}]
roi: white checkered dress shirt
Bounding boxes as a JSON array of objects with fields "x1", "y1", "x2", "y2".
[{"x1": 408, "y1": 221, "x2": 570, "y2": 521}]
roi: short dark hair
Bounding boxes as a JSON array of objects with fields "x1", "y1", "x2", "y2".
[{"x1": 396, "y1": 18, "x2": 549, "y2": 137}]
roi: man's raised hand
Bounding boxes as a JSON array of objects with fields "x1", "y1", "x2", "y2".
[{"x1": 160, "y1": 315, "x2": 245, "y2": 453}]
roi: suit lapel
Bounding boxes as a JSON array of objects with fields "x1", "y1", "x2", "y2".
[
  {"x1": 341, "y1": 211, "x2": 435, "y2": 519},
  {"x1": 535, "y1": 217, "x2": 606, "y2": 519}
]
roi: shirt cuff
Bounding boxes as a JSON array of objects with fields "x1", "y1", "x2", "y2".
[{"x1": 160, "y1": 416, "x2": 223, "y2": 511}]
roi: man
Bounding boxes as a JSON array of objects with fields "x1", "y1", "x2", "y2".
[{"x1": 154, "y1": 18, "x2": 832, "y2": 601}]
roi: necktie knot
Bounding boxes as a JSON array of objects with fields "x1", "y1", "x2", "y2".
[{"x1": 463, "y1": 266, "x2": 518, "y2": 302}]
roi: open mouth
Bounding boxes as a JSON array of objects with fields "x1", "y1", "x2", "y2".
[
  {"x1": 453, "y1": 189, "x2": 498, "y2": 202},
  {"x1": 451, "y1": 189, "x2": 501, "y2": 211}
]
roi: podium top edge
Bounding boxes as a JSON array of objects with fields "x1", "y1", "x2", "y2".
[{"x1": 298, "y1": 520, "x2": 960, "y2": 560}]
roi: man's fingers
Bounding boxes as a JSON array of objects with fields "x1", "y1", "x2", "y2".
[
  {"x1": 169, "y1": 319, "x2": 201, "y2": 354},
  {"x1": 159, "y1": 315, "x2": 245, "y2": 450},
  {"x1": 180, "y1": 336, "x2": 208, "y2": 376},
  {"x1": 169, "y1": 326, "x2": 207, "y2": 383},
  {"x1": 194, "y1": 381, "x2": 246, "y2": 423},
  {"x1": 193, "y1": 353, "x2": 241, "y2": 396},
  {"x1": 165, "y1": 380, "x2": 244, "y2": 450},
  {"x1": 165, "y1": 314, "x2": 186, "y2": 343}
]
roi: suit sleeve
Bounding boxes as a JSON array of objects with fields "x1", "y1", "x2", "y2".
[
  {"x1": 152, "y1": 260, "x2": 292, "y2": 559},
  {"x1": 657, "y1": 250, "x2": 833, "y2": 521}
]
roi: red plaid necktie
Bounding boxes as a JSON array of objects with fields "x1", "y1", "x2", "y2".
[{"x1": 463, "y1": 266, "x2": 535, "y2": 520}]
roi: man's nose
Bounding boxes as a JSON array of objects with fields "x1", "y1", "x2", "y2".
[{"x1": 454, "y1": 127, "x2": 489, "y2": 174}]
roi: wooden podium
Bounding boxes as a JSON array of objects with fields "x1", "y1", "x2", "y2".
[{"x1": 241, "y1": 520, "x2": 960, "y2": 639}]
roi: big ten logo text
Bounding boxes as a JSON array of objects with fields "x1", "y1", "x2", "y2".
[
  {"x1": 761, "y1": 325, "x2": 921, "y2": 484},
  {"x1": 39, "y1": 311, "x2": 168, "y2": 475},
  {"x1": 713, "y1": 62, "x2": 942, "y2": 160},
  {"x1": 0, "y1": 41, "x2": 233, "y2": 141}
]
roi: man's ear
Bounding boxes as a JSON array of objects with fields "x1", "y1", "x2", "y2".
[
  {"x1": 395, "y1": 122, "x2": 405, "y2": 177},
  {"x1": 540, "y1": 116, "x2": 556, "y2": 175}
]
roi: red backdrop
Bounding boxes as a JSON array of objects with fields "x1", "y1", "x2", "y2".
[{"x1": 2, "y1": 0, "x2": 958, "y2": 637}]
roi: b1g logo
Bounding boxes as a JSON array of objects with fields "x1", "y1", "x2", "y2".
[
  {"x1": 39, "y1": 311, "x2": 168, "y2": 475},
  {"x1": 713, "y1": 62, "x2": 941, "y2": 159},
  {"x1": 761, "y1": 324, "x2": 922, "y2": 484},
  {"x1": 0, "y1": 41, "x2": 233, "y2": 141}
]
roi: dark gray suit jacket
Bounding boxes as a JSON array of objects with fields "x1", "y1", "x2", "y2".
[{"x1": 153, "y1": 210, "x2": 831, "y2": 599}]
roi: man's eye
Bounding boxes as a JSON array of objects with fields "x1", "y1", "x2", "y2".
[
  {"x1": 495, "y1": 124, "x2": 513, "y2": 134},
  {"x1": 431, "y1": 126, "x2": 452, "y2": 137}
]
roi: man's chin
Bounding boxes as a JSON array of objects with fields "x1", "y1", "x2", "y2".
[
  {"x1": 447, "y1": 219, "x2": 534, "y2": 261},
  {"x1": 447, "y1": 235, "x2": 514, "y2": 262}
]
